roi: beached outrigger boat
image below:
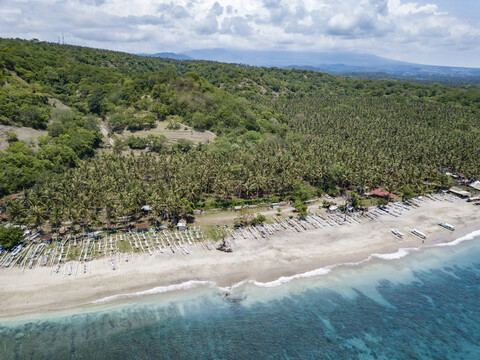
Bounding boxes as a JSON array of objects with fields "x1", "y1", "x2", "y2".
[
  {"x1": 391, "y1": 229, "x2": 404, "y2": 238},
  {"x1": 438, "y1": 222, "x2": 454, "y2": 231},
  {"x1": 411, "y1": 229, "x2": 426, "y2": 239}
]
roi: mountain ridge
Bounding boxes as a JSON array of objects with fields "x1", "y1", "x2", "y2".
[{"x1": 144, "y1": 48, "x2": 480, "y2": 81}]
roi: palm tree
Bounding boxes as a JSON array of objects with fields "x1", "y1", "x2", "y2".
[{"x1": 6, "y1": 199, "x2": 26, "y2": 225}]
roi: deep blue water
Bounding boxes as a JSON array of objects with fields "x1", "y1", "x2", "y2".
[{"x1": 1, "y1": 233, "x2": 480, "y2": 360}]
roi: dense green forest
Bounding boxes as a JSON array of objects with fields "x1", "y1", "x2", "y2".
[{"x1": 0, "y1": 38, "x2": 479, "y2": 232}]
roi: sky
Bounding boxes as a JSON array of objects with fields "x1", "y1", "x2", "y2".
[{"x1": 0, "y1": 0, "x2": 479, "y2": 67}]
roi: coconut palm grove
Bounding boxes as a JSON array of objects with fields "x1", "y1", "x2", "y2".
[{"x1": 0, "y1": 38, "x2": 479, "y2": 244}]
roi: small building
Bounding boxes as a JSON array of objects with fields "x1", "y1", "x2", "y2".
[
  {"x1": 40, "y1": 234, "x2": 52, "y2": 245},
  {"x1": 193, "y1": 209, "x2": 202, "y2": 215},
  {"x1": 328, "y1": 205, "x2": 338, "y2": 213},
  {"x1": 177, "y1": 220, "x2": 187, "y2": 231},
  {"x1": 369, "y1": 188, "x2": 394, "y2": 199},
  {"x1": 270, "y1": 203, "x2": 280, "y2": 209},
  {"x1": 136, "y1": 223, "x2": 149, "y2": 232},
  {"x1": 234, "y1": 206, "x2": 242, "y2": 211},
  {"x1": 449, "y1": 187, "x2": 471, "y2": 198},
  {"x1": 0, "y1": 214, "x2": 7, "y2": 222},
  {"x1": 88, "y1": 231, "x2": 102, "y2": 239},
  {"x1": 0, "y1": 194, "x2": 19, "y2": 203},
  {"x1": 141, "y1": 205, "x2": 152, "y2": 212},
  {"x1": 117, "y1": 215, "x2": 133, "y2": 221},
  {"x1": 469, "y1": 180, "x2": 480, "y2": 192}
]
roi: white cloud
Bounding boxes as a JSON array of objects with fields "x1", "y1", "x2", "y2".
[{"x1": 0, "y1": 0, "x2": 479, "y2": 66}]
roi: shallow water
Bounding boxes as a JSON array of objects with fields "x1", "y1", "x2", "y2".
[{"x1": 1, "y1": 232, "x2": 480, "y2": 359}]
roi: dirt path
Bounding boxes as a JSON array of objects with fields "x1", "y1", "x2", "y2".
[{"x1": 99, "y1": 121, "x2": 114, "y2": 146}]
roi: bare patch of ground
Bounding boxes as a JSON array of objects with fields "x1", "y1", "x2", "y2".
[
  {"x1": 0, "y1": 125, "x2": 47, "y2": 151},
  {"x1": 119, "y1": 121, "x2": 216, "y2": 145},
  {"x1": 48, "y1": 98, "x2": 71, "y2": 110},
  {"x1": 99, "y1": 120, "x2": 114, "y2": 146}
]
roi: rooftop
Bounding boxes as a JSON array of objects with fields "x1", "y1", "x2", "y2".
[{"x1": 370, "y1": 188, "x2": 394, "y2": 198}]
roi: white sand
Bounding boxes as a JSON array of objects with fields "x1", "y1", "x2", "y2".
[{"x1": 0, "y1": 197, "x2": 478, "y2": 319}]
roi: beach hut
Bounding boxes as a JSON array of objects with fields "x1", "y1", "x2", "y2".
[
  {"x1": 136, "y1": 223, "x2": 149, "y2": 233},
  {"x1": 448, "y1": 187, "x2": 471, "y2": 198},
  {"x1": 177, "y1": 220, "x2": 187, "y2": 231},
  {"x1": 40, "y1": 234, "x2": 52, "y2": 245},
  {"x1": 0, "y1": 194, "x2": 19, "y2": 203},
  {"x1": 369, "y1": 188, "x2": 394, "y2": 199},
  {"x1": 328, "y1": 205, "x2": 338, "y2": 213},
  {"x1": 469, "y1": 180, "x2": 480, "y2": 191}
]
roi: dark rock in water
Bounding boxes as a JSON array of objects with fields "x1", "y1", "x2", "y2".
[{"x1": 225, "y1": 295, "x2": 246, "y2": 304}]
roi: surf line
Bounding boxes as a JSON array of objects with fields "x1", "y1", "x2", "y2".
[{"x1": 92, "y1": 230, "x2": 480, "y2": 303}]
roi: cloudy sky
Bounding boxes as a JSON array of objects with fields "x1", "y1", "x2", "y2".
[{"x1": 1, "y1": 0, "x2": 479, "y2": 67}]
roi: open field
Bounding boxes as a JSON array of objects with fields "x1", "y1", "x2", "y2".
[
  {"x1": 0, "y1": 125, "x2": 47, "y2": 151},
  {"x1": 120, "y1": 121, "x2": 216, "y2": 145}
]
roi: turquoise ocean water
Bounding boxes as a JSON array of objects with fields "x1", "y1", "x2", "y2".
[{"x1": 1, "y1": 231, "x2": 480, "y2": 359}]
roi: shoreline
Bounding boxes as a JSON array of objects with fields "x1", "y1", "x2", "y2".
[{"x1": 0, "y1": 197, "x2": 478, "y2": 321}]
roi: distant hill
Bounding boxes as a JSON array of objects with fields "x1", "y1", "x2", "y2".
[
  {"x1": 140, "y1": 52, "x2": 192, "y2": 60},
  {"x1": 178, "y1": 49, "x2": 480, "y2": 82}
]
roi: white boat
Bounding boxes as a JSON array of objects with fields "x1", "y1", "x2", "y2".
[
  {"x1": 411, "y1": 229, "x2": 426, "y2": 239},
  {"x1": 438, "y1": 222, "x2": 454, "y2": 231}
]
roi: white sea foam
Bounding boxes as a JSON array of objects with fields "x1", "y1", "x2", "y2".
[
  {"x1": 242, "y1": 267, "x2": 333, "y2": 289},
  {"x1": 428, "y1": 230, "x2": 480, "y2": 248},
  {"x1": 92, "y1": 280, "x2": 217, "y2": 304},
  {"x1": 91, "y1": 230, "x2": 480, "y2": 304},
  {"x1": 370, "y1": 248, "x2": 416, "y2": 261}
]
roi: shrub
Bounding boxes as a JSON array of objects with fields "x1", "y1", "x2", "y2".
[
  {"x1": 251, "y1": 214, "x2": 266, "y2": 225},
  {"x1": 0, "y1": 227, "x2": 23, "y2": 249}
]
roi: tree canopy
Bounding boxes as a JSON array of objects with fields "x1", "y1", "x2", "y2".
[
  {"x1": 0, "y1": 227, "x2": 23, "y2": 249},
  {"x1": 0, "y1": 38, "x2": 478, "y2": 230}
]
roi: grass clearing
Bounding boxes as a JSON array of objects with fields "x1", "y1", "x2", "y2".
[
  {"x1": 119, "y1": 121, "x2": 216, "y2": 145},
  {"x1": 0, "y1": 125, "x2": 47, "y2": 151}
]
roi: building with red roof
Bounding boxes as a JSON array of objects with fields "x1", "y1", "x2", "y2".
[
  {"x1": 0, "y1": 194, "x2": 19, "y2": 203},
  {"x1": 136, "y1": 223, "x2": 149, "y2": 232},
  {"x1": 370, "y1": 188, "x2": 394, "y2": 198}
]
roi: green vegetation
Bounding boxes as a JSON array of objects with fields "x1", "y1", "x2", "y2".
[
  {"x1": 293, "y1": 200, "x2": 308, "y2": 218},
  {"x1": 251, "y1": 214, "x2": 266, "y2": 226},
  {"x1": 0, "y1": 227, "x2": 23, "y2": 249},
  {"x1": 0, "y1": 38, "x2": 479, "y2": 232}
]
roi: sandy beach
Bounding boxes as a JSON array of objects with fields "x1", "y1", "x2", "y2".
[{"x1": 0, "y1": 196, "x2": 478, "y2": 319}]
